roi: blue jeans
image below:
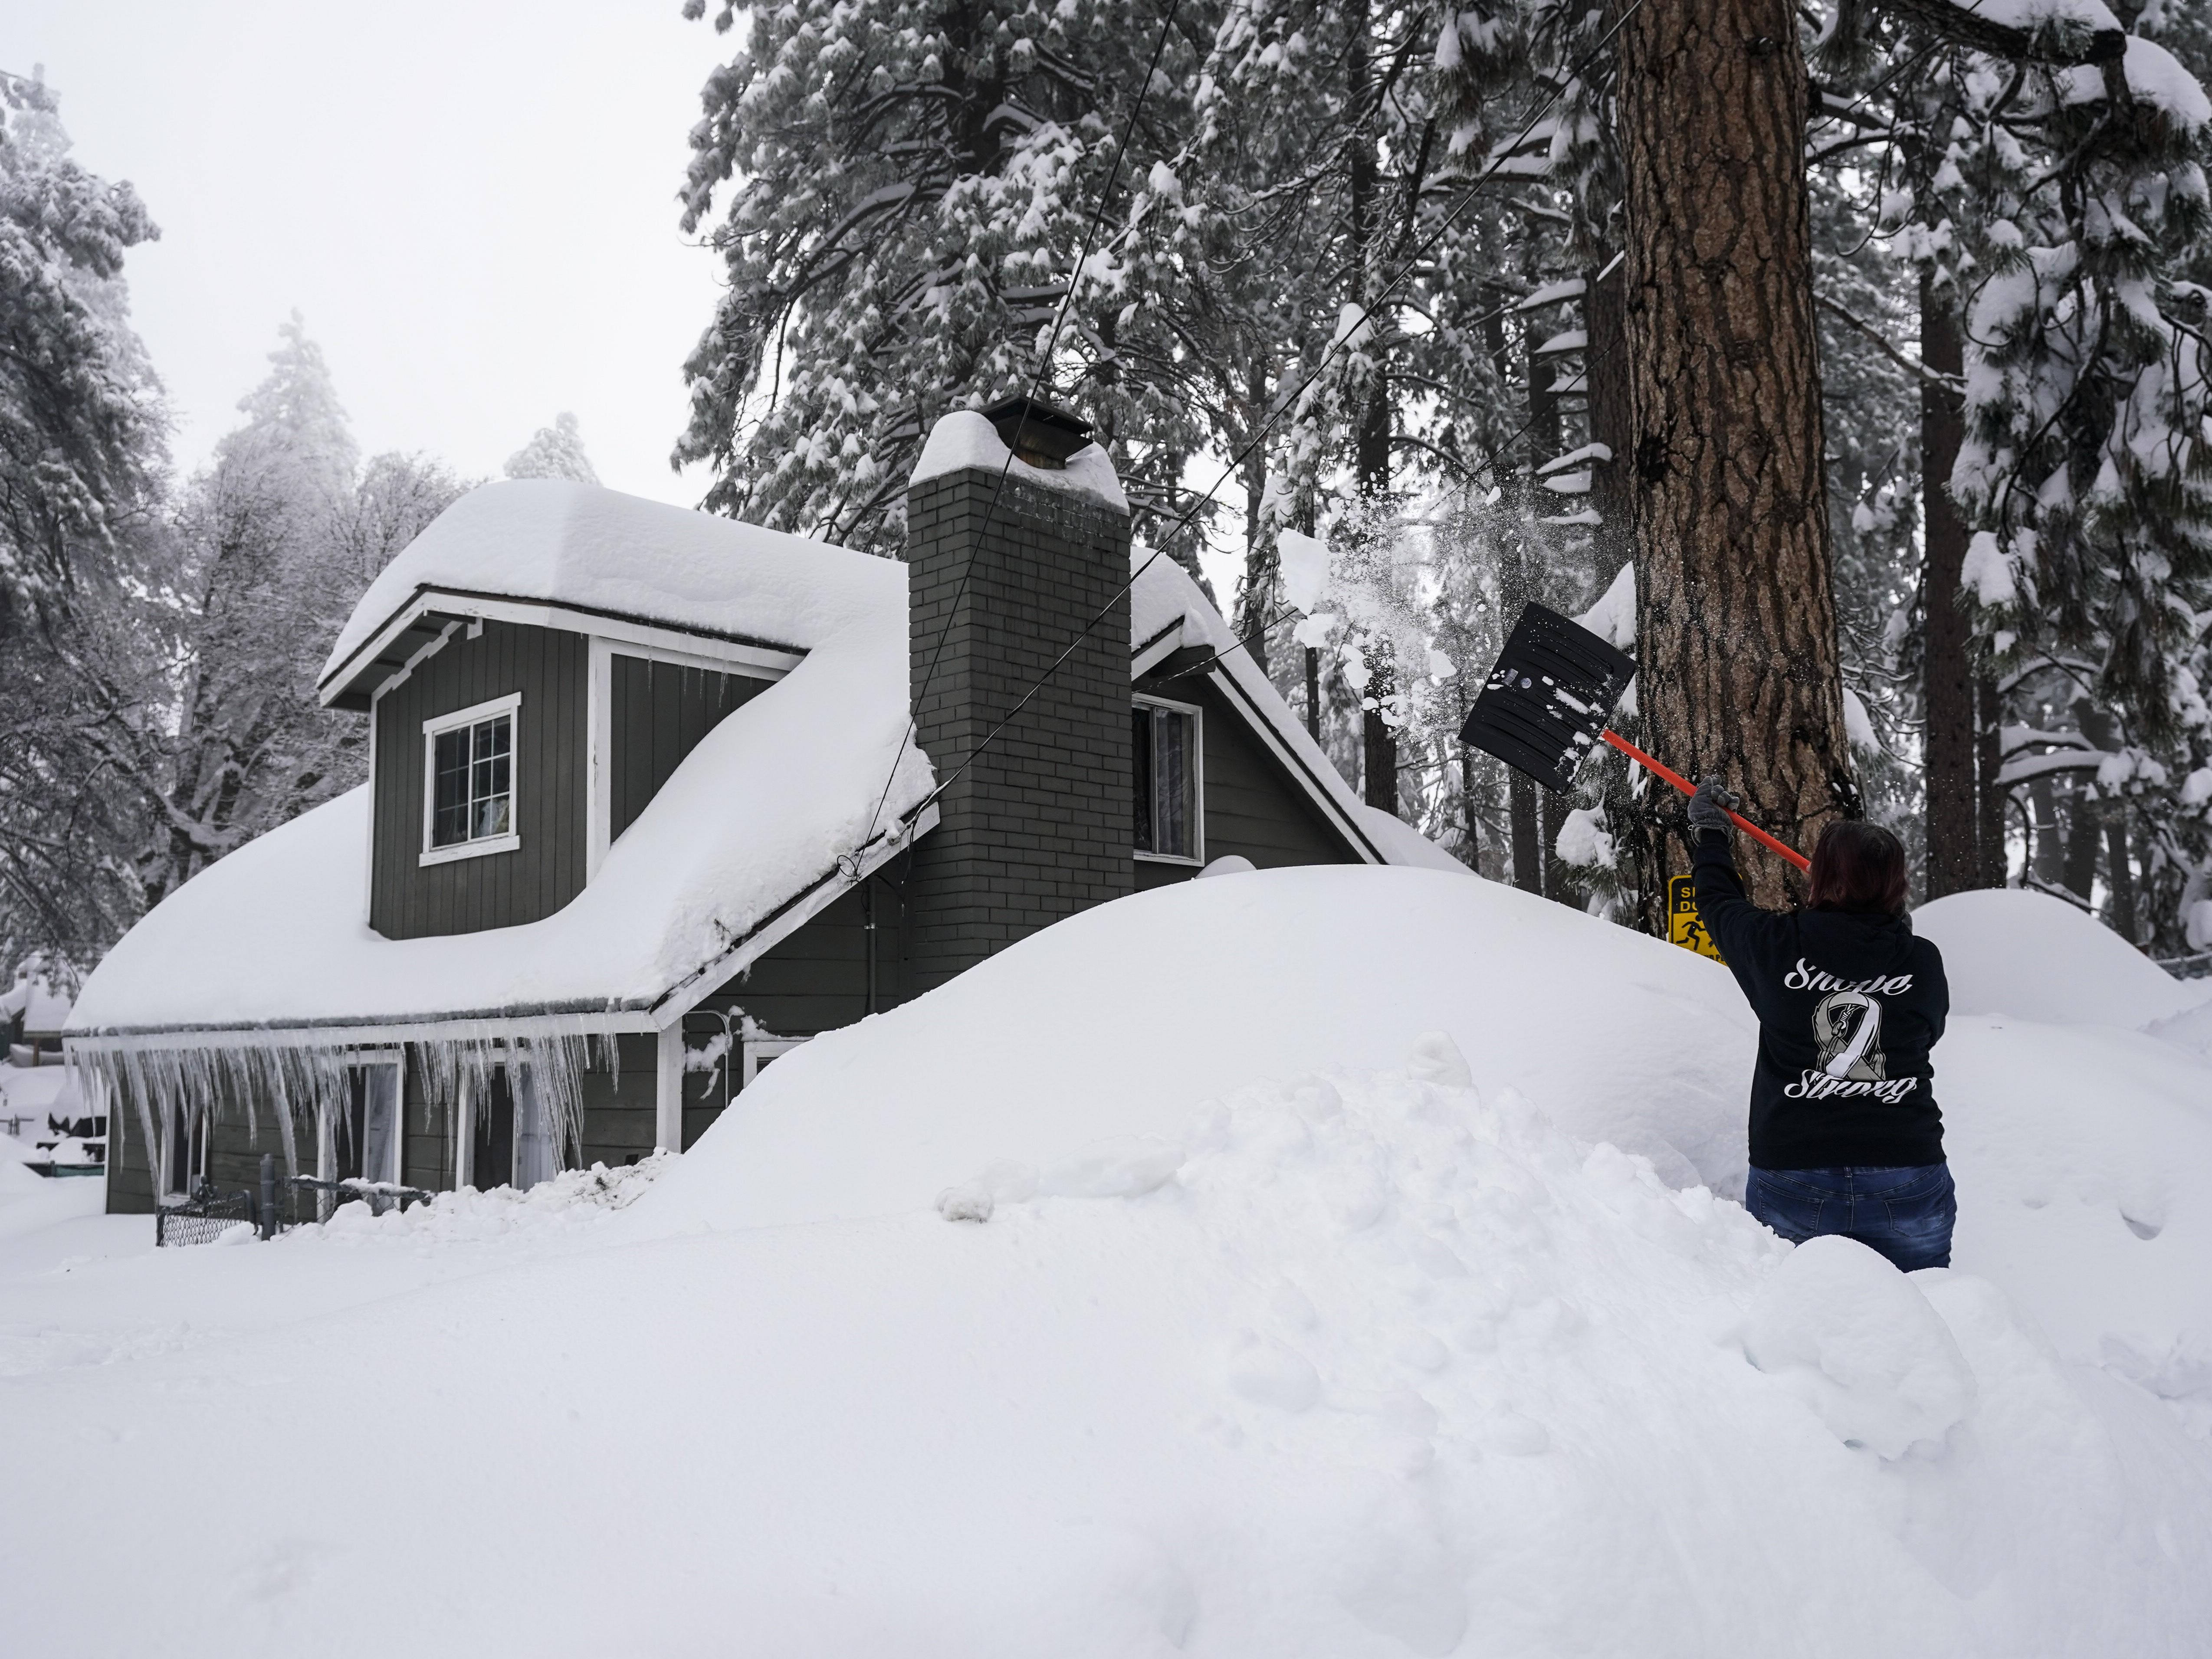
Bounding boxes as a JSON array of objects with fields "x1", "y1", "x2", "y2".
[{"x1": 1746, "y1": 1164, "x2": 1955, "y2": 1272}]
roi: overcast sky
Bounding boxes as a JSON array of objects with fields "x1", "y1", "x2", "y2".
[{"x1": 12, "y1": 0, "x2": 734, "y2": 505}]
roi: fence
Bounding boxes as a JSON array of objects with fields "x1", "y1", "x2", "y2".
[
  {"x1": 154, "y1": 1155, "x2": 435, "y2": 1247},
  {"x1": 154, "y1": 1186, "x2": 257, "y2": 1248}
]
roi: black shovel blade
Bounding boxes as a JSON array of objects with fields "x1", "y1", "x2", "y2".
[{"x1": 1456, "y1": 602, "x2": 1635, "y2": 793}]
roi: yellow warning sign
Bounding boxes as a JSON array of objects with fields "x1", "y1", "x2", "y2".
[{"x1": 1667, "y1": 874, "x2": 1725, "y2": 964}]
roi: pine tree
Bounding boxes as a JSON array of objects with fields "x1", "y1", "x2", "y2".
[
  {"x1": 504, "y1": 412, "x2": 598, "y2": 484},
  {"x1": 673, "y1": 0, "x2": 1211, "y2": 555},
  {"x1": 0, "y1": 69, "x2": 164, "y2": 636}
]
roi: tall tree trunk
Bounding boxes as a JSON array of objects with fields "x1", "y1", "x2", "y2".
[
  {"x1": 2105, "y1": 811, "x2": 2137, "y2": 941},
  {"x1": 1483, "y1": 298, "x2": 1540, "y2": 883},
  {"x1": 1584, "y1": 260, "x2": 1634, "y2": 583},
  {"x1": 2061, "y1": 782, "x2": 2101, "y2": 900},
  {"x1": 2028, "y1": 774, "x2": 2067, "y2": 887},
  {"x1": 1350, "y1": 10, "x2": 1397, "y2": 818},
  {"x1": 1976, "y1": 668, "x2": 2009, "y2": 885},
  {"x1": 1920, "y1": 273, "x2": 1980, "y2": 898},
  {"x1": 1305, "y1": 646, "x2": 1320, "y2": 741},
  {"x1": 1617, "y1": 0, "x2": 1854, "y2": 924}
]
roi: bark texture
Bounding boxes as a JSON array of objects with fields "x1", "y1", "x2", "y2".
[
  {"x1": 1618, "y1": 0, "x2": 1856, "y2": 919},
  {"x1": 1919, "y1": 276, "x2": 1982, "y2": 898}
]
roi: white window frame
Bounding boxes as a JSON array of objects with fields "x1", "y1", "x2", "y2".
[
  {"x1": 1132, "y1": 692, "x2": 1205, "y2": 867},
  {"x1": 158, "y1": 1100, "x2": 209, "y2": 1203},
  {"x1": 317, "y1": 1051, "x2": 405, "y2": 1190},
  {"x1": 742, "y1": 1036, "x2": 808, "y2": 1088},
  {"x1": 420, "y1": 692, "x2": 522, "y2": 866}
]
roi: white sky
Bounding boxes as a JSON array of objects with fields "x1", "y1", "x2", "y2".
[{"x1": 10, "y1": 0, "x2": 735, "y2": 505}]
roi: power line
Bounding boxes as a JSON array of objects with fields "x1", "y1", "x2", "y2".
[
  {"x1": 852, "y1": 0, "x2": 1185, "y2": 858},
  {"x1": 883, "y1": 0, "x2": 1656, "y2": 833}
]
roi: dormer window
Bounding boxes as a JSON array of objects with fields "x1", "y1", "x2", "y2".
[{"x1": 422, "y1": 693, "x2": 521, "y2": 865}]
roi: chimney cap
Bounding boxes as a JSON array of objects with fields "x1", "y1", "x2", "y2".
[{"x1": 981, "y1": 394, "x2": 1093, "y2": 469}]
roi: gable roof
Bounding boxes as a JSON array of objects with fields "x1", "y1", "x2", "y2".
[
  {"x1": 318, "y1": 480, "x2": 888, "y2": 707},
  {"x1": 72, "y1": 484, "x2": 1465, "y2": 1044}
]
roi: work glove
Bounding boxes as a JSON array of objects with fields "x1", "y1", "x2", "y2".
[{"x1": 1687, "y1": 775, "x2": 1742, "y2": 837}]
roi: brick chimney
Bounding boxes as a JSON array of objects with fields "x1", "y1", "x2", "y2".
[{"x1": 903, "y1": 397, "x2": 1133, "y2": 996}]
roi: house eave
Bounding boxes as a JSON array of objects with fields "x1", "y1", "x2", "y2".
[{"x1": 318, "y1": 584, "x2": 811, "y2": 710}]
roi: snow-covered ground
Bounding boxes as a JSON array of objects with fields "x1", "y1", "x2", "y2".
[{"x1": 3, "y1": 871, "x2": 2210, "y2": 1656}]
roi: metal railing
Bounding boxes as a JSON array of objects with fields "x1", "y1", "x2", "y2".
[
  {"x1": 154, "y1": 1184, "x2": 256, "y2": 1248},
  {"x1": 154, "y1": 1155, "x2": 436, "y2": 1246}
]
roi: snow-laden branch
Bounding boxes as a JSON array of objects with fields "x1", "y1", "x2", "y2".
[{"x1": 1872, "y1": 0, "x2": 2125, "y2": 69}]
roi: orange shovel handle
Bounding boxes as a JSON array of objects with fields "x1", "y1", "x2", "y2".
[{"x1": 1600, "y1": 730, "x2": 1812, "y2": 873}]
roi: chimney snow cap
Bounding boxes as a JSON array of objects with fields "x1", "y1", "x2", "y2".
[{"x1": 909, "y1": 403, "x2": 1128, "y2": 515}]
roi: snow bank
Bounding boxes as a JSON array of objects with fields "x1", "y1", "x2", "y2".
[
  {"x1": 909, "y1": 409, "x2": 1129, "y2": 514},
  {"x1": 639, "y1": 867, "x2": 1758, "y2": 1233},
  {"x1": 1915, "y1": 887, "x2": 2211, "y2": 1026},
  {"x1": 8, "y1": 1029, "x2": 2210, "y2": 1656},
  {"x1": 13, "y1": 862, "x2": 2212, "y2": 1652}
]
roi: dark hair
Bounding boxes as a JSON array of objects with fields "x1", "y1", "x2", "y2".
[{"x1": 1808, "y1": 820, "x2": 1909, "y2": 917}]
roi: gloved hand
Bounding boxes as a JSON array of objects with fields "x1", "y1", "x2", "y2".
[{"x1": 1687, "y1": 775, "x2": 1742, "y2": 837}]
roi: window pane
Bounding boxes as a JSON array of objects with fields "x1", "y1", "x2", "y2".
[
  {"x1": 1156, "y1": 709, "x2": 1192, "y2": 858},
  {"x1": 1131, "y1": 705, "x2": 1154, "y2": 852},
  {"x1": 431, "y1": 728, "x2": 470, "y2": 846},
  {"x1": 451, "y1": 716, "x2": 509, "y2": 843}
]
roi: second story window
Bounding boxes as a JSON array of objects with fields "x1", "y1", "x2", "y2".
[
  {"x1": 422, "y1": 693, "x2": 521, "y2": 864},
  {"x1": 1132, "y1": 695, "x2": 1202, "y2": 863}
]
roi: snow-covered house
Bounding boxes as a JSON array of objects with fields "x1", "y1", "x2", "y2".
[{"x1": 72, "y1": 400, "x2": 1449, "y2": 1213}]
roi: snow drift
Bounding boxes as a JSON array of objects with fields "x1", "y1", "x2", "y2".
[{"x1": 7, "y1": 873, "x2": 2212, "y2": 1656}]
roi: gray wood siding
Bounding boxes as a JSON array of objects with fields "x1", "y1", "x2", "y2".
[
  {"x1": 678, "y1": 875, "x2": 909, "y2": 1146},
  {"x1": 1132, "y1": 672, "x2": 1363, "y2": 888},
  {"x1": 371, "y1": 620, "x2": 587, "y2": 940},
  {"x1": 609, "y1": 655, "x2": 767, "y2": 842},
  {"x1": 104, "y1": 1069, "x2": 291, "y2": 1216},
  {"x1": 103, "y1": 1083, "x2": 155, "y2": 1215},
  {"x1": 578, "y1": 1033, "x2": 660, "y2": 1170}
]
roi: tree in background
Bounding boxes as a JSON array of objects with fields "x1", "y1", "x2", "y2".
[
  {"x1": 0, "y1": 68, "x2": 164, "y2": 638},
  {"x1": 505, "y1": 412, "x2": 599, "y2": 485},
  {"x1": 674, "y1": 0, "x2": 1212, "y2": 556},
  {"x1": 0, "y1": 316, "x2": 467, "y2": 959}
]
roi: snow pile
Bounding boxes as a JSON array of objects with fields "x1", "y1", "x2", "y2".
[
  {"x1": 640, "y1": 869, "x2": 1755, "y2": 1231},
  {"x1": 299, "y1": 1154, "x2": 669, "y2": 1248},
  {"x1": 9, "y1": 875, "x2": 2212, "y2": 1653},
  {"x1": 909, "y1": 409, "x2": 1129, "y2": 514},
  {"x1": 321, "y1": 479, "x2": 901, "y2": 689},
  {"x1": 1916, "y1": 886, "x2": 2212, "y2": 1025},
  {"x1": 1743, "y1": 1235, "x2": 1976, "y2": 1458}
]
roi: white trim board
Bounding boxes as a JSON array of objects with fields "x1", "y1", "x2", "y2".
[
  {"x1": 650, "y1": 803, "x2": 940, "y2": 1029},
  {"x1": 420, "y1": 692, "x2": 523, "y2": 867},
  {"x1": 1131, "y1": 617, "x2": 1185, "y2": 679},
  {"x1": 587, "y1": 637, "x2": 614, "y2": 882},
  {"x1": 67, "y1": 1010, "x2": 661, "y2": 1053},
  {"x1": 1132, "y1": 690, "x2": 1205, "y2": 867},
  {"x1": 323, "y1": 590, "x2": 805, "y2": 708}
]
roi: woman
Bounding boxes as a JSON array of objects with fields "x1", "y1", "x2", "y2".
[{"x1": 1689, "y1": 780, "x2": 1954, "y2": 1271}]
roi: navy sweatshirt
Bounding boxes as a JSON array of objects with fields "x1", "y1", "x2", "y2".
[{"x1": 1692, "y1": 829, "x2": 1948, "y2": 1169}]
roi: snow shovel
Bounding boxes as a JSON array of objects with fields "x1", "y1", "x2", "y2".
[{"x1": 1456, "y1": 603, "x2": 1812, "y2": 872}]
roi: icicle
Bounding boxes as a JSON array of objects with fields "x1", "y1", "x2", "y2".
[{"x1": 66, "y1": 1014, "x2": 635, "y2": 1194}]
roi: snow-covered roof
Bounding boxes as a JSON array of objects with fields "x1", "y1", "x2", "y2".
[
  {"x1": 318, "y1": 480, "x2": 894, "y2": 704},
  {"x1": 73, "y1": 482, "x2": 1458, "y2": 1043},
  {"x1": 1130, "y1": 548, "x2": 1402, "y2": 867}
]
